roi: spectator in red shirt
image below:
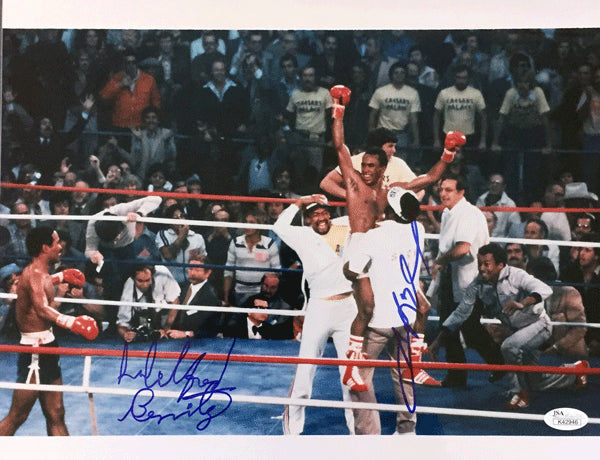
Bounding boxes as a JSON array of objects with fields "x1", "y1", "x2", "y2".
[{"x1": 99, "y1": 48, "x2": 161, "y2": 130}]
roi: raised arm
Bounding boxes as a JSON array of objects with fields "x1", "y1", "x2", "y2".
[
  {"x1": 390, "y1": 131, "x2": 466, "y2": 194},
  {"x1": 319, "y1": 169, "x2": 347, "y2": 199},
  {"x1": 110, "y1": 195, "x2": 163, "y2": 217},
  {"x1": 60, "y1": 95, "x2": 95, "y2": 146}
]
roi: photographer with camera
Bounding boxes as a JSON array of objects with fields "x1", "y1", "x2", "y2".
[{"x1": 116, "y1": 264, "x2": 181, "y2": 343}]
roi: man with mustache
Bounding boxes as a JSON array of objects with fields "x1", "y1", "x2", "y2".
[{"x1": 274, "y1": 194, "x2": 356, "y2": 435}]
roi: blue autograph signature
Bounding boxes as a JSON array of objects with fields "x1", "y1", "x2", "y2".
[
  {"x1": 117, "y1": 338, "x2": 236, "y2": 431},
  {"x1": 391, "y1": 220, "x2": 426, "y2": 413}
]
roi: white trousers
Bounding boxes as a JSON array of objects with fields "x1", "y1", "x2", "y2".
[{"x1": 284, "y1": 295, "x2": 357, "y2": 434}]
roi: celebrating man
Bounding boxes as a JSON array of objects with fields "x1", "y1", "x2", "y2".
[{"x1": 329, "y1": 84, "x2": 465, "y2": 392}]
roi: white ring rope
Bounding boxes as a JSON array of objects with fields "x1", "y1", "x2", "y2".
[
  {"x1": 0, "y1": 381, "x2": 597, "y2": 425},
  {"x1": 0, "y1": 292, "x2": 305, "y2": 316},
  {"x1": 1, "y1": 213, "x2": 273, "y2": 231},
  {"x1": 0, "y1": 292, "x2": 598, "y2": 328},
  {"x1": 2, "y1": 213, "x2": 600, "y2": 248}
]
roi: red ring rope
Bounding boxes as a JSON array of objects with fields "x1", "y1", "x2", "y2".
[
  {"x1": 2, "y1": 182, "x2": 600, "y2": 214},
  {"x1": 0, "y1": 344, "x2": 596, "y2": 375}
]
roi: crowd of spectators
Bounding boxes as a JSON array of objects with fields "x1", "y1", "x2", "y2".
[{"x1": 1, "y1": 28, "x2": 599, "y2": 356}]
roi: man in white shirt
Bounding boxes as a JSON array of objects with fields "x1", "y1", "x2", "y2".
[
  {"x1": 85, "y1": 195, "x2": 162, "y2": 265},
  {"x1": 223, "y1": 209, "x2": 280, "y2": 307},
  {"x1": 343, "y1": 187, "x2": 423, "y2": 435},
  {"x1": 433, "y1": 65, "x2": 487, "y2": 152},
  {"x1": 275, "y1": 194, "x2": 356, "y2": 435},
  {"x1": 430, "y1": 173, "x2": 504, "y2": 387},
  {"x1": 284, "y1": 65, "x2": 332, "y2": 175},
  {"x1": 85, "y1": 195, "x2": 163, "y2": 327},
  {"x1": 540, "y1": 182, "x2": 571, "y2": 241},
  {"x1": 155, "y1": 204, "x2": 207, "y2": 285},
  {"x1": 368, "y1": 62, "x2": 420, "y2": 161},
  {"x1": 475, "y1": 173, "x2": 521, "y2": 237}
]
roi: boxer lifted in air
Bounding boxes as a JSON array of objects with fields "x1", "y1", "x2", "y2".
[
  {"x1": 0, "y1": 227, "x2": 97, "y2": 436},
  {"x1": 329, "y1": 85, "x2": 466, "y2": 391}
]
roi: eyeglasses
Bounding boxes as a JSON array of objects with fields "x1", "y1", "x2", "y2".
[{"x1": 576, "y1": 224, "x2": 591, "y2": 229}]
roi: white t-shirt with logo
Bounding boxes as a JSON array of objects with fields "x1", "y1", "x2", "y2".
[{"x1": 369, "y1": 84, "x2": 421, "y2": 131}]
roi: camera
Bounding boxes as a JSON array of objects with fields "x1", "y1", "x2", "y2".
[{"x1": 132, "y1": 324, "x2": 161, "y2": 342}]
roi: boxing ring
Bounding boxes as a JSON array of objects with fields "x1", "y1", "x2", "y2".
[
  {"x1": 0, "y1": 334, "x2": 599, "y2": 436},
  {"x1": 1, "y1": 183, "x2": 600, "y2": 436}
]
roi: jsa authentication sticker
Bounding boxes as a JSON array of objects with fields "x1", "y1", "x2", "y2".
[{"x1": 544, "y1": 408, "x2": 589, "y2": 431}]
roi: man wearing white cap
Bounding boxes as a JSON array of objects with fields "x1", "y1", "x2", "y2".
[
  {"x1": 343, "y1": 187, "x2": 423, "y2": 434},
  {"x1": 274, "y1": 194, "x2": 356, "y2": 435}
]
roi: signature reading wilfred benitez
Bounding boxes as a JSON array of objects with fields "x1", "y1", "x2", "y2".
[
  {"x1": 117, "y1": 338, "x2": 236, "y2": 431},
  {"x1": 391, "y1": 220, "x2": 426, "y2": 413}
]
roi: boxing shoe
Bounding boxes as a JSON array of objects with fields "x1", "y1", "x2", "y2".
[
  {"x1": 504, "y1": 390, "x2": 530, "y2": 410},
  {"x1": 402, "y1": 367, "x2": 441, "y2": 386},
  {"x1": 401, "y1": 334, "x2": 441, "y2": 386},
  {"x1": 343, "y1": 334, "x2": 368, "y2": 392}
]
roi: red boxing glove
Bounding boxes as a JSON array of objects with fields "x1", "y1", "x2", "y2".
[
  {"x1": 441, "y1": 131, "x2": 467, "y2": 163},
  {"x1": 330, "y1": 85, "x2": 351, "y2": 105},
  {"x1": 51, "y1": 268, "x2": 85, "y2": 287},
  {"x1": 330, "y1": 85, "x2": 351, "y2": 119},
  {"x1": 72, "y1": 315, "x2": 99, "y2": 340},
  {"x1": 57, "y1": 314, "x2": 99, "y2": 340},
  {"x1": 445, "y1": 131, "x2": 467, "y2": 150}
]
